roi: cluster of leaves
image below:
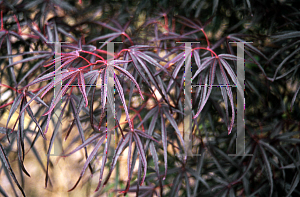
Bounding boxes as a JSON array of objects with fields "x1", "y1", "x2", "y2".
[{"x1": 0, "y1": 0, "x2": 299, "y2": 196}]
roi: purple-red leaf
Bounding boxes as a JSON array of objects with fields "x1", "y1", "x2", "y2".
[
  {"x1": 0, "y1": 143, "x2": 26, "y2": 197},
  {"x1": 160, "y1": 113, "x2": 168, "y2": 179},
  {"x1": 68, "y1": 135, "x2": 106, "y2": 192},
  {"x1": 114, "y1": 75, "x2": 133, "y2": 131}
]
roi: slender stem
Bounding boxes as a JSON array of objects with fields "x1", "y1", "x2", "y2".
[
  {"x1": 1, "y1": 11, "x2": 3, "y2": 30},
  {"x1": 192, "y1": 47, "x2": 218, "y2": 58},
  {"x1": 13, "y1": 15, "x2": 21, "y2": 34},
  {"x1": 0, "y1": 101, "x2": 14, "y2": 109}
]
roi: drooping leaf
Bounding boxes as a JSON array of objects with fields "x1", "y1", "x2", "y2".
[
  {"x1": 259, "y1": 144, "x2": 273, "y2": 197},
  {"x1": 0, "y1": 143, "x2": 26, "y2": 197}
]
